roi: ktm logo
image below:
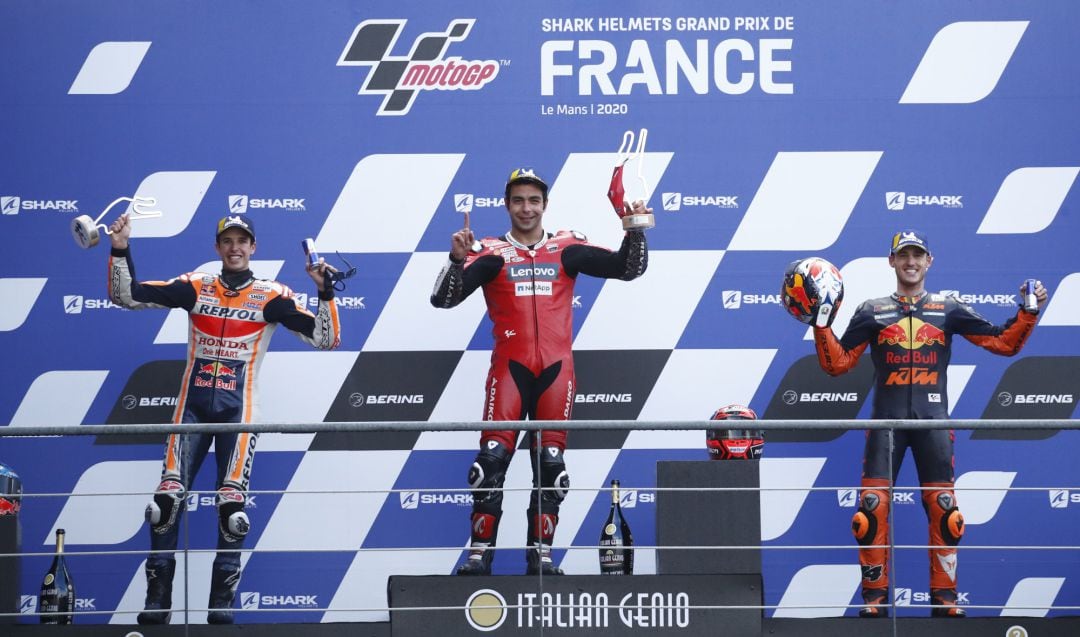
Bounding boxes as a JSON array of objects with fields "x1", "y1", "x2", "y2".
[
  {"x1": 338, "y1": 19, "x2": 500, "y2": 115},
  {"x1": 885, "y1": 367, "x2": 939, "y2": 385}
]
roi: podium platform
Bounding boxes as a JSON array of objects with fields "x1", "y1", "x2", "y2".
[
  {"x1": 5, "y1": 615, "x2": 1080, "y2": 636},
  {"x1": 388, "y1": 574, "x2": 761, "y2": 636}
]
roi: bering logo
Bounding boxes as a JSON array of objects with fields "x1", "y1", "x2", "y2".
[{"x1": 338, "y1": 19, "x2": 500, "y2": 116}]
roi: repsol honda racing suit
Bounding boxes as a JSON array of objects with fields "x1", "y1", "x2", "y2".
[
  {"x1": 431, "y1": 229, "x2": 647, "y2": 574},
  {"x1": 814, "y1": 292, "x2": 1035, "y2": 615},
  {"x1": 109, "y1": 247, "x2": 340, "y2": 618}
]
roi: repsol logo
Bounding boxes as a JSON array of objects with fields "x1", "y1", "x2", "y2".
[
  {"x1": 575, "y1": 393, "x2": 632, "y2": 403},
  {"x1": 195, "y1": 305, "x2": 263, "y2": 320},
  {"x1": 508, "y1": 265, "x2": 559, "y2": 281}
]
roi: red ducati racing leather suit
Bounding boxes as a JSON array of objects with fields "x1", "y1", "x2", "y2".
[
  {"x1": 431, "y1": 229, "x2": 647, "y2": 572},
  {"x1": 815, "y1": 292, "x2": 1035, "y2": 612},
  {"x1": 109, "y1": 247, "x2": 340, "y2": 600}
]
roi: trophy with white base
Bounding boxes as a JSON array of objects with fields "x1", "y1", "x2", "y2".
[{"x1": 71, "y1": 196, "x2": 161, "y2": 249}]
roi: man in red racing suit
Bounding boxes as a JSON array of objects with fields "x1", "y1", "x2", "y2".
[
  {"x1": 431, "y1": 168, "x2": 649, "y2": 575},
  {"x1": 108, "y1": 213, "x2": 340, "y2": 624},
  {"x1": 812, "y1": 229, "x2": 1046, "y2": 618}
]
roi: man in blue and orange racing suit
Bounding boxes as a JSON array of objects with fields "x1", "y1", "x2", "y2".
[
  {"x1": 108, "y1": 213, "x2": 341, "y2": 624},
  {"x1": 812, "y1": 229, "x2": 1047, "y2": 618},
  {"x1": 431, "y1": 168, "x2": 649, "y2": 575}
]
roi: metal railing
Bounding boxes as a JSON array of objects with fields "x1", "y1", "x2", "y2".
[{"x1": 1, "y1": 417, "x2": 1077, "y2": 635}]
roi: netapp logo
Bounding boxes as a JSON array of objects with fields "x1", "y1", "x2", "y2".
[
  {"x1": 338, "y1": 19, "x2": 501, "y2": 115},
  {"x1": 348, "y1": 393, "x2": 425, "y2": 406},
  {"x1": 228, "y1": 195, "x2": 306, "y2": 213},
  {"x1": 722, "y1": 291, "x2": 781, "y2": 309},
  {"x1": 885, "y1": 191, "x2": 963, "y2": 211},
  {"x1": 1, "y1": 196, "x2": 79, "y2": 213},
  {"x1": 240, "y1": 592, "x2": 318, "y2": 609},
  {"x1": 453, "y1": 193, "x2": 504, "y2": 210},
  {"x1": 661, "y1": 193, "x2": 739, "y2": 211},
  {"x1": 63, "y1": 295, "x2": 119, "y2": 314},
  {"x1": 998, "y1": 392, "x2": 1074, "y2": 406},
  {"x1": 575, "y1": 393, "x2": 632, "y2": 403}
]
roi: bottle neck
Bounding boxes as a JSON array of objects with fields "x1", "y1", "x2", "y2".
[
  {"x1": 610, "y1": 481, "x2": 620, "y2": 505},
  {"x1": 55, "y1": 530, "x2": 65, "y2": 554}
]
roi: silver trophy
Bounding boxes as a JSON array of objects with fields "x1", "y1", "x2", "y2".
[
  {"x1": 609, "y1": 128, "x2": 654, "y2": 230},
  {"x1": 70, "y1": 196, "x2": 162, "y2": 249}
]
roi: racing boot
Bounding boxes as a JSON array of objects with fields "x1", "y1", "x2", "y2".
[
  {"x1": 207, "y1": 563, "x2": 241, "y2": 625},
  {"x1": 930, "y1": 589, "x2": 966, "y2": 618},
  {"x1": 136, "y1": 559, "x2": 175, "y2": 625},
  {"x1": 525, "y1": 510, "x2": 563, "y2": 575},
  {"x1": 858, "y1": 588, "x2": 888, "y2": 618},
  {"x1": 525, "y1": 542, "x2": 563, "y2": 576},
  {"x1": 456, "y1": 546, "x2": 495, "y2": 575},
  {"x1": 457, "y1": 511, "x2": 500, "y2": 575}
]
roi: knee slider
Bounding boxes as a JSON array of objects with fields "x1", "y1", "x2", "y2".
[
  {"x1": 538, "y1": 446, "x2": 569, "y2": 506},
  {"x1": 468, "y1": 441, "x2": 512, "y2": 504},
  {"x1": 851, "y1": 490, "x2": 887, "y2": 546},
  {"x1": 930, "y1": 491, "x2": 964, "y2": 546},
  {"x1": 146, "y1": 479, "x2": 185, "y2": 535},
  {"x1": 217, "y1": 486, "x2": 250, "y2": 543}
]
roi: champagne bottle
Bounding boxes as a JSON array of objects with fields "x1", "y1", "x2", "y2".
[
  {"x1": 39, "y1": 528, "x2": 75, "y2": 624},
  {"x1": 598, "y1": 479, "x2": 634, "y2": 575}
]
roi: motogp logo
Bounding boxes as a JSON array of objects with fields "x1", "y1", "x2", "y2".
[{"x1": 338, "y1": 19, "x2": 500, "y2": 115}]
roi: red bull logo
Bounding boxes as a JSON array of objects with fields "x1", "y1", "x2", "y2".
[
  {"x1": 0, "y1": 497, "x2": 20, "y2": 516},
  {"x1": 784, "y1": 274, "x2": 814, "y2": 317},
  {"x1": 198, "y1": 362, "x2": 237, "y2": 377},
  {"x1": 913, "y1": 321, "x2": 946, "y2": 347},
  {"x1": 877, "y1": 322, "x2": 909, "y2": 346},
  {"x1": 877, "y1": 317, "x2": 945, "y2": 350}
]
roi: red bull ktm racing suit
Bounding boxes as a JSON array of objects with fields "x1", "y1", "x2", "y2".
[
  {"x1": 431, "y1": 229, "x2": 647, "y2": 574},
  {"x1": 814, "y1": 292, "x2": 1036, "y2": 615},
  {"x1": 109, "y1": 246, "x2": 340, "y2": 614}
]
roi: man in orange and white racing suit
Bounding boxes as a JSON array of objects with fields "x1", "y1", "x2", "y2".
[
  {"x1": 812, "y1": 229, "x2": 1046, "y2": 617},
  {"x1": 108, "y1": 214, "x2": 340, "y2": 624},
  {"x1": 431, "y1": 168, "x2": 649, "y2": 575}
]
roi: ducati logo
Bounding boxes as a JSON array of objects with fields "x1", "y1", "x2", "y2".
[{"x1": 338, "y1": 19, "x2": 500, "y2": 115}]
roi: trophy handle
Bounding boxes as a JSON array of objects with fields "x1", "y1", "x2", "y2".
[
  {"x1": 614, "y1": 128, "x2": 650, "y2": 206},
  {"x1": 71, "y1": 196, "x2": 163, "y2": 249}
]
